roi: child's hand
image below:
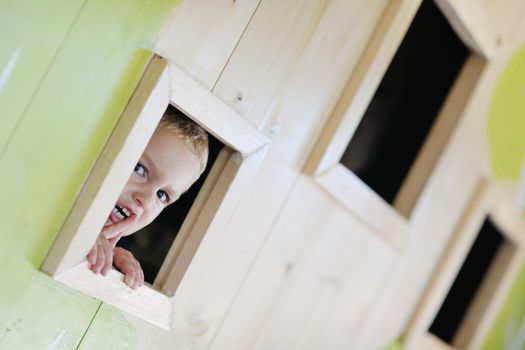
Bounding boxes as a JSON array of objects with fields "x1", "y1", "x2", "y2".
[
  {"x1": 86, "y1": 215, "x2": 137, "y2": 276},
  {"x1": 87, "y1": 233, "x2": 119, "y2": 276},
  {"x1": 113, "y1": 247, "x2": 144, "y2": 289}
]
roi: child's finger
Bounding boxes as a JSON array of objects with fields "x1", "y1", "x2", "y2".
[
  {"x1": 108, "y1": 232, "x2": 123, "y2": 249},
  {"x1": 133, "y1": 263, "x2": 143, "y2": 289},
  {"x1": 100, "y1": 243, "x2": 114, "y2": 276},
  {"x1": 93, "y1": 245, "x2": 105, "y2": 274},
  {"x1": 102, "y1": 214, "x2": 137, "y2": 239},
  {"x1": 138, "y1": 268, "x2": 144, "y2": 288},
  {"x1": 87, "y1": 245, "x2": 97, "y2": 265},
  {"x1": 124, "y1": 270, "x2": 136, "y2": 289}
]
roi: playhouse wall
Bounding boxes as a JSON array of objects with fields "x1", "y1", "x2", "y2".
[{"x1": 2, "y1": 1, "x2": 525, "y2": 350}]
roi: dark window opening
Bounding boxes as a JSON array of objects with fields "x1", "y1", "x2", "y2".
[
  {"x1": 340, "y1": 0, "x2": 469, "y2": 208},
  {"x1": 429, "y1": 218, "x2": 504, "y2": 343},
  {"x1": 118, "y1": 105, "x2": 223, "y2": 284}
]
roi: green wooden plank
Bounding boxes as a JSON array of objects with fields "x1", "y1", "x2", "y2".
[
  {"x1": 0, "y1": 0, "x2": 86, "y2": 153},
  {"x1": 0, "y1": 271, "x2": 99, "y2": 350},
  {"x1": 77, "y1": 304, "x2": 137, "y2": 350},
  {"x1": 488, "y1": 45, "x2": 525, "y2": 181}
]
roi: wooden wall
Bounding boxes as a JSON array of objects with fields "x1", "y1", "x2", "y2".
[
  {"x1": 129, "y1": 0, "x2": 525, "y2": 349},
  {"x1": 1, "y1": 0, "x2": 525, "y2": 349}
]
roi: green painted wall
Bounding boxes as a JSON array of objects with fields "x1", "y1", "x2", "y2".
[
  {"x1": 483, "y1": 45, "x2": 525, "y2": 350},
  {"x1": 482, "y1": 263, "x2": 525, "y2": 350},
  {"x1": 0, "y1": 0, "x2": 177, "y2": 348},
  {"x1": 488, "y1": 45, "x2": 525, "y2": 181}
]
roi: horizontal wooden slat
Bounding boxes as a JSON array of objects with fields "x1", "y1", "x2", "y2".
[
  {"x1": 168, "y1": 62, "x2": 270, "y2": 158},
  {"x1": 316, "y1": 164, "x2": 408, "y2": 251},
  {"x1": 56, "y1": 262, "x2": 172, "y2": 330}
]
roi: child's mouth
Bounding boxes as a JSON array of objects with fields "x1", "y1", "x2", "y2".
[{"x1": 112, "y1": 205, "x2": 130, "y2": 222}]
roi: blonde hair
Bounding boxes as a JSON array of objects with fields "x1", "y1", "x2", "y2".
[{"x1": 159, "y1": 106, "x2": 209, "y2": 174}]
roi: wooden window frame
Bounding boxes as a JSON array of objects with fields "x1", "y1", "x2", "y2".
[
  {"x1": 41, "y1": 55, "x2": 270, "y2": 330},
  {"x1": 304, "y1": 0, "x2": 493, "y2": 251},
  {"x1": 404, "y1": 180, "x2": 525, "y2": 350}
]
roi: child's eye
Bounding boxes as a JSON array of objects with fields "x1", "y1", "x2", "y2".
[
  {"x1": 157, "y1": 190, "x2": 169, "y2": 203},
  {"x1": 134, "y1": 163, "x2": 146, "y2": 177}
]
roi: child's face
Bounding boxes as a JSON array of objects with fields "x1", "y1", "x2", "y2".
[{"x1": 105, "y1": 125, "x2": 201, "y2": 236}]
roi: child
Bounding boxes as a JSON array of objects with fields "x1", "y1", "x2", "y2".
[{"x1": 87, "y1": 107, "x2": 209, "y2": 289}]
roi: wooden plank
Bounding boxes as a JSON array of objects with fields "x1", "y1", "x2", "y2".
[
  {"x1": 56, "y1": 262, "x2": 172, "y2": 330},
  {"x1": 213, "y1": 0, "x2": 389, "y2": 128},
  {"x1": 483, "y1": 0, "x2": 525, "y2": 50},
  {"x1": 168, "y1": 62, "x2": 270, "y2": 157},
  {"x1": 0, "y1": 0, "x2": 85, "y2": 154},
  {"x1": 76, "y1": 303, "x2": 137, "y2": 350},
  {"x1": 0, "y1": 268, "x2": 99, "y2": 350},
  {"x1": 411, "y1": 333, "x2": 455, "y2": 350},
  {"x1": 42, "y1": 56, "x2": 170, "y2": 276},
  {"x1": 208, "y1": 175, "x2": 355, "y2": 349},
  {"x1": 155, "y1": 0, "x2": 261, "y2": 90},
  {"x1": 253, "y1": 213, "x2": 397, "y2": 350}
]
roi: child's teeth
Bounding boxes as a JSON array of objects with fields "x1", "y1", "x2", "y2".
[{"x1": 122, "y1": 208, "x2": 130, "y2": 217}]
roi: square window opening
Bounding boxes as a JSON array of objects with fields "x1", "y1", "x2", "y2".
[
  {"x1": 41, "y1": 56, "x2": 270, "y2": 329},
  {"x1": 340, "y1": 0, "x2": 476, "y2": 218},
  {"x1": 428, "y1": 217, "x2": 517, "y2": 348}
]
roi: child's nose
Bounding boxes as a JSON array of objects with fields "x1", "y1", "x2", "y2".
[{"x1": 133, "y1": 190, "x2": 155, "y2": 210}]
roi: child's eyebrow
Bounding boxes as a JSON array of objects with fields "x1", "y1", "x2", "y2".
[{"x1": 142, "y1": 154, "x2": 158, "y2": 175}]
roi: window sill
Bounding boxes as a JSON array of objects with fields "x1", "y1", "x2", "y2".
[{"x1": 56, "y1": 261, "x2": 172, "y2": 330}]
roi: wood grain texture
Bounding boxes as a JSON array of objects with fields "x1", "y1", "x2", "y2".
[
  {"x1": 0, "y1": 271, "x2": 99, "y2": 350},
  {"x1": 211, "y1": 176, "x2": 396, "y2": 350},
  {"x1": 57, "y1": 262, "x2": 172, "y2": 330},
  {"x1": 77, "y1": 303, "x2": 137, "y2": 350},
  {"x1": 0, "y1": 0, "x2": 85, "y2": 154},
  {"x1": 155, "y1": 0, "x2": 261, "y2": 90},
  {"x1": 168, "y1": 62, "x2": 270, "y2": 157},
  {"x1": 316, "y1": 164, "x2": 408, "y2": 251},
  {"x1": 213, "y1": 0, "x2": 388, "y2": 129}
]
